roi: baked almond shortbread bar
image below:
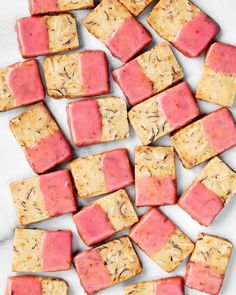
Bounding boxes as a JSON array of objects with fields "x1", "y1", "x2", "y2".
[
  {"x1": 185, "y1": 233, "x2": 232, "y2": 294},
  {"x1": 73, "y1": 189, "x2": 138, "y2": 246},
  {"x1": 10, "y1": 102, "x2": 72, "y2": 174},
  {"x1": 44, "y1": 50, "x2": 110, "y2": 98},
  {"x1": 118, "y1": 0, "x2": 154, "y2": 16},
  {"x1": 29, "y1": 0, "x2": 94, "y2": 15},
  {"x1": 129, "y1": 208, "x2": 194, "y2": 272},
  {"x1": 178, "y1": 157, "x2": 236, "y2": 226},
  {"x1": 171, "y1": 108, "x2": 236, "y2": 169},
  {"x1": 6, "y1": 276, "x2": 68, "y2": 295},
  {"x1": 16, "y1": 14, "x2": 79, "y2": 58},
  {"x1": 135, "y1": 146, "x2": 177, "y2": 207},
  {"x1": 83, "y1": 0, "x2": 152, "y2": 62},
  {"x1": 196, "y1": 42, "x2": 236, "y2": 107},
  {"x1": 0, "y1": 60, "x2": 44, "y2": 112},
  {"x1": 113, "y1": 43, "x2": 184, "y2": 106},
  {"x1": 125, "y1": 276, "x2": 184, "y2": 295},
  {"x1": 148, "y1": 0, "x2": 219, "y2": 57},
  {"x1": 70, "y1": 148, "x2": 134, "y2": 198},
  {"x1": 67, "y1": 97, "x2": 129, "y2": 146},
  {"x1": 129, "y1": 82, "x2": 199, "y2": 144},
  {"x1": 73, "y1": 236, "x2": 142, "y2": 294},
  {"x1": 10, "y1": 169, "x2": 77, "y2": 226},
  {"x1": 12, "y1": 229, "x2": 72, "y2": 272}
]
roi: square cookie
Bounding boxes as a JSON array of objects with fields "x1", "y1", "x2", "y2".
[
  {"x1": 67, "y1": 97, "x2": 129, "y2": 146},
  {"x1": 125, "y1": 276, "x2": 184, "y2": 295},
  {"x1": 16, "y1": 14, "x2": 79, "y2": 58},
  {"x1": 178, "y1": 157, "x2": 236, "y2": 226},
  {"x1": 148, "y1": 0, "x2": 218, "y2": 57},
  {"x1": 171, "y1": 108, "x2": 236, "y2": 169},
  {"x1": 129, "y1": 82, "x2": 200, "y2": 144},
  {"x1": 70, "y1": 148, "x2": 134, "y2": 198},
  {"x1": 29, "y1": 0, "x2": 94, "y2": 15},
  {"x1": 9, "y1": 102, "x2": 72, "y2": 174},
  {"x1": 73, "y1": 189, "x2": 138, "y2": 246},
  {"x1": 129, "y1": 208, "x2": 194, "y2": 272},
  {"x1": 118, "y1": 0, "x2": 154, "y2": 16},
  {"x1": 12, "y1": 229, "x2": 72, "y2": 272},
  {"x1": 44, "y1": 50, "x2": 110, "y2": 98},
  {"x1": 10, "y1": 169, "x2": 77, "y2": 226},
  {"x1": 82, "y1": 0, "x2": 152, "y2": 62},
  {"x1": 185, "y1": 233, "x2": 232, "y2": 294},
  {"x1": 113, "y1": 43, "x2": 184, "y2": 106},
  {"x1": 0, "y1": 60, "x2": 44, "y2": 112},
  {"x1": 73, "y1": 236, "x2": 142, "y2": 294},
  {"x1": 6, "y1": 276, "x2": 68, "y2": 295},
  {"x1": 196, "y1": 42, "x2": 236, "y2": 107},
  {"x1": 135, "y1": 146, "x2": 177, "y2": 207}
]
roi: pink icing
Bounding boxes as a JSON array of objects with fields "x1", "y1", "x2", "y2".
[
  {"x1": 205, "y1": 42, "x2": 236, "y2": 75},
  {"x1": 39, "y1": 170, "x2": 77, "y2": 217},
  {"x1": 129, "y1": 208, "x2": 176, "y2": 254},
  {"x1": 202, "y1": 108, "x2": 236, "y2": 153},
  {"x1": 80, "y1": 51, "x2": 110, "y2": 96},
  {"x1": 178, "y1": 181, "x2": 223, "y2": 226},
  {"x1": 6, "y1": 276, "x2": 42, "y2": 295},
  {"x1": 158, "y1": 82, "x2": 200, "y2": 129},
  {"x1": 25, "y1": 131, "x2": 72, "y2": 174},
  {"x1": 155, "y1": 277, "x2": 184, "y2": 295},
  {"x1": 67, "y1": 100, "x2": 102, "y2": 146},
  {"x1": 135, "y1": 176, "x2": 177, "y2": 207},
  {"x1": 29, "y1": 0, "x2": 58, "y2": 15},
  {"x1": 102, "y1": 149, "x2": 134, "y2": 192},
  {"x1": 105, "y1": 17, "x2": 152, "y2": 63},
  {"x1": 40, "y1": 231, "x2": 72, "y2": 272},
  {"x1": 16, "y1": 16, "x2": 49, "y2": 58},
  {"x1": 113, "y1": 60, "x2": 153, "y2": 106},
  {"x1": 74, "y1": 204, "x2": 115, "y2": 246},
  {"x1": 74, "y1": 249, "x2": 111, "y2": 294},
  {"x1": 185, "y1": 261, "x2": 224, "y2": 295},
  {"x1": 173, "y1": 12, "x2": 218, "y2": 57},
  {"x1": 7, "y1": 60, "x2": 44, "y2": 106}
]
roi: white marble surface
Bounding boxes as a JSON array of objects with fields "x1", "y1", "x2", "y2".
[{"x1": 0, "y1": 0, "x2": 236, "y2": 294}]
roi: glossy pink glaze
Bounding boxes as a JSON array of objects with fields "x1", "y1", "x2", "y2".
[
  {"x1": 16, "y1": 16, "x2": 49, "y2": 58},
  {"x1": 113, "y1": 60, "x2": 153, "y2": 106},
  {"x1": 39, "y1": 170, "x2": 77, "y2": 217},
  {"x1": 129, "y1": 208, "x2": 176, "y2": 254},
  {"x1": 158, "y1": 82, "x2": 200, "y2": 129},
  {"x1": 25, "y1": 131, "x2": 72, "y2": 174},
  {"x1": 7, "y1": 60, "x2": 44, "y2": 106},
  {"x1": 135, "y1": 176, "x2": 177, "y2": 207},
  {"x1": 173, "y1": 12, "x2": 218, "y2": 57},
  {"x1": 74, "y1": 249, "x2": 111, "y2": 294},
  {"x1": 105, "y1": 17, "x2": 152, "y2": 63},
  {"x1": 29, "y1": 0, "x2": 58, "y2": 15},
  {"x1": 6, "y1": 276, "x2": 42, "y2": 295},
  {"x1": 102, "y1": 149, "x2": 134, "y2": 192},
  {"x1": 205, "y1": 42, "x2": 236, "y2": 75},
  {"x1": 40, "y1": 231, "x2": 72, "y2": 272},
  {"x1": 178, "y1": 181, "x2": 223, "y2": 226},
  {"x1": 80, "y1": 51, "x2": 110, "y2": 96},
  {"x1": 202, "y1": 108, "x2": 236, "y2": 153},
  {"x1": 155, "y1": 277, "x2": 184, "y2": 295},
  {"x1": 185, "y1": 261, "x2": 223, "y2": 295},
  {"x1": 67, "y1": 100, "x2": 102, "y2": 146},
  {"x1": 74, "y1": 204, "x2": 115, "y2": 246}
]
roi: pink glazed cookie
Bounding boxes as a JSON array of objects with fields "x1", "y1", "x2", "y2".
[
  {"x1": 0, "y1": 60, "x2": 44, "y2": 111},
  {"x1": 9, "y1": 102, "x2": 72, "y2": 174},
  {"x1": 82, "y1": 0, "x2": 152, "y2": 62},
  {"x1": 10, "y1": 169, "x2": 77, "y2": 226},
  {"x1": 16, "y1": 14, "x2": 79, "y2": 58},
  {"x1": 12, "y1": 229, "x2": 72, "y2": 272},
  {"x1": 148, "y1": 0, "x2": 218, "y2": 57}
]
